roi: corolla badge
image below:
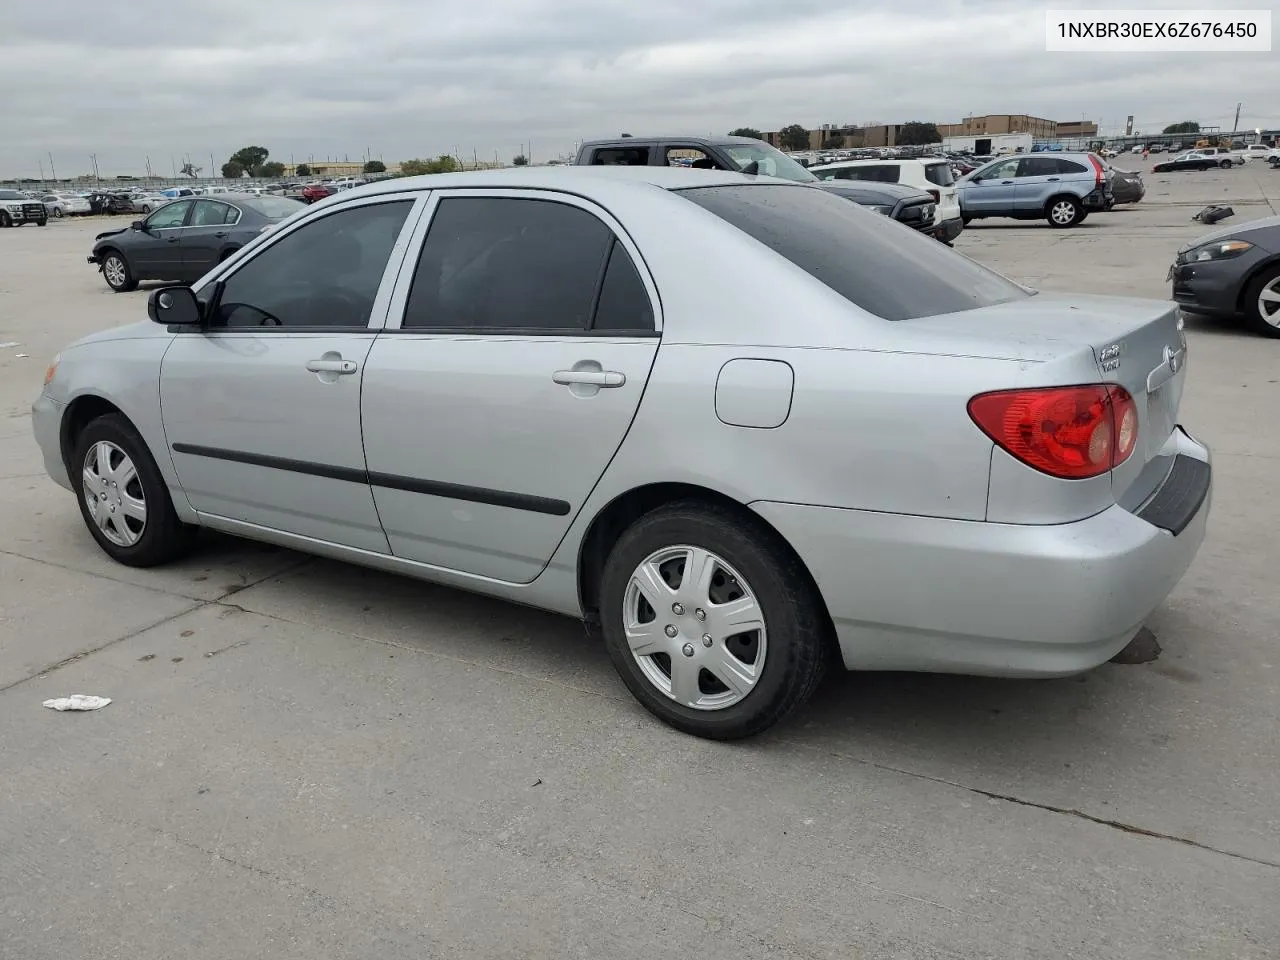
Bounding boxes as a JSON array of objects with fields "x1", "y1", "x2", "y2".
[
  {"x1": 1099, "y1": 342, "x2": 1123, "y2": 372},
  {"x1": 1165, "y1": 344, "x2": 1182, "y2": 374}
]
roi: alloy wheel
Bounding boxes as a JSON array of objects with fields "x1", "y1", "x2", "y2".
[
  {"x1": 623, "y1": 545, "x2": 767, "y2": 710},
  {"x1": 82, "y1": 440, "x2": 147, "y2": 546},
  {"x1": 103, "y1": 256, "x2": 127, "y2": 288},
  {"x1": 1258, "y1": 277, "x2": 1280, "y2": 328},
  {"x1": 1050, "y1": 201, "x2": 1077, "y2": 225}
]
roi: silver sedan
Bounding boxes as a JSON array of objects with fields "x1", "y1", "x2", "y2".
[{"x1": 31, "y1": 167, "x2": 1211, "y2": 739}]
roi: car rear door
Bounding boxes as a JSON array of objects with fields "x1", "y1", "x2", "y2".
[
  {"x1": 1012, "y1": 156, "x2": 1064, "y2": 212},
  {"x1": 180, "y1": 199, "x2": 240, "y2": 278},
  {"x1": 360, "y1": 189, "x2": 660, "y2": 583},
  {"x1": 159, "y1": 193, "x2": 423, "y2": 552}
]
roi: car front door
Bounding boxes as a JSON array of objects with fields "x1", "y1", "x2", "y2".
[
  {"x1": 360, "y1": 190, "x2": 660, "y2": 583},
  {"x1": 158, "y1": 193, "x2": 423, "y2": 551},
  {"x1": 134, "y1": 200, "x2": 194, "y2": 274},
  {"x1": 180, "y1": 199, "x2": 240, "y2": 279},
  {"x1": 961, "y1": 158, "x2": 1021, "y2": 215}
]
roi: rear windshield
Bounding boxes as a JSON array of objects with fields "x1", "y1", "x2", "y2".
[
  {"x1": 239, "y1": 196, "x2": 307, "y2": 219},
  {"x1": 679, "y1": 184, "x2": 1029, "y2": 321},
  {"x1": 923, "y1": 162, "x2": 955, "y2": 187},
  {"x1": 814, "y1": 164, "x2": 899, "y2": 184}
]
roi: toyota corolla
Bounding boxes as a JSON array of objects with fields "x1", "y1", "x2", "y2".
[{"x1": 33, "y1": 167, "x2": 1211, "y2": 739}]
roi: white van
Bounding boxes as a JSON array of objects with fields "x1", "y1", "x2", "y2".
[{"x1": 807, "y1": 158, "x2": 964, "y2": 242}]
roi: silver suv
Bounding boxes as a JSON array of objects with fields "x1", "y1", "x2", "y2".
[{"x1": 955, "y1": 153, "x2": 1114, "y2": 228}]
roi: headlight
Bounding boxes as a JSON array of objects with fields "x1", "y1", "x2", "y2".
[{"x1": 1183, "y1": 239, "x2": 1253, "y2": 263}]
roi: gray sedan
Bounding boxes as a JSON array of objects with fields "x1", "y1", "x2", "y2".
[{"x1": 32, "y1": 167, "x2": 1211, "y2": 739}]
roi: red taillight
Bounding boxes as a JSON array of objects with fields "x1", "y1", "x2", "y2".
[
  {"x1": 968, "y1": 385, "x2": 1138, "y2": 480},
  {"x1": 927, "y1": 189, "x2": 940, "y2": 203},
  {"x1": 1088, "y1": 153, "x2": 1105, "y2": 185}
]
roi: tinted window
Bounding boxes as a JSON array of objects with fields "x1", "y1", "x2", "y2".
[
  {"x1": 210, "y1": 200, "x2": 412, "y2": 329},
  {"x1": 590, "y1": 147, "x2": 651, "y2": 166},
  {"x1": 1020, "y1": 157, "x2": 1060, "y2": 177},
  {"x1": 923, "y1": 163, "x2": 955, "y2": 187},
  {"x1": 1056, "y1": 159, "x2": 1088, "y2": 174},
  {"x1": 403, "y1": 197, "x2": 612, "y2": 332},
  {"x1": 817, "y1": 165, "x2": 900, "y2": 184},
  {"x1": 593, "y1": 241, "x2": 654, "y2": 332},
  {"x1": 679, "y1": 184, "x2": 1028, "y2": 321},
  {"x1": 146, "y1": 200, "x2": 192, "y2": 229}
]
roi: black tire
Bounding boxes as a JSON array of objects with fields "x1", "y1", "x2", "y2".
[
  {"x1": 0, "y1": 211, "x2": 10, "y2": 228},
  {"x1": 53, "y1": 207, "x2": 63, "y2": 218},
  {"x1": 36, "y1": 218, "x2": 47, "y2": 227},
  {"x1": 100, "y1": 249, "x2": 138, "y2": 292},
  {"x1": 961, "y1": 214, "x2": 972, "y2": 225},
  {"x1": 1244, "y1": 264, "x2": 1280, "y2": 339},
  {"x1": 141, "y1": 205, "x2": 152, "y2": 214},
  {"x1": 71, "y1": 414, "x2": 199, "y2": 567},
  {"x1": 599, "y1": 500, "x2": 830, "y2": 740},
  {"x1": 1046, "y1": 196, "x2": 1084, "y2": 228},
  {"x1": 1220, "y1": 159, "x2": 1231, "y2": 169}
]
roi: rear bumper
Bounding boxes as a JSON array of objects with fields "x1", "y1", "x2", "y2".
[
  {"x1": 932, "y1": 217, "x2": 964, "y2": 242},
  {"x1": 752, "y1": 428, "x2": 1211, "y2": 678},
  {"x1": 1082, "y1": 188, "x2": 1110, "y2": 210}
]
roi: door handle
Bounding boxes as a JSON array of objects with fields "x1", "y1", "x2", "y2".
[
  {"x1": 167, "y1": 237, "x2": 179, "y2": 243},
  {"x1": 306, "y1": 359, "x2": 358, "y2": 375},
  {"x1": 553, "y1": 369, "x2": 625, "y2": 388},
  {"x1": 1047, "y1": 177, "x2": 1061, "y2": 181},
  {"x1": 1000, "y1": 180, "x2": 1014, "y2": 184},
  {"x1": 214, "y1": 231, "x2": 227, "y2": 238}
]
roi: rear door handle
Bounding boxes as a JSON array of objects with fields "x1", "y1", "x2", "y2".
[
  {"x1": 1047, "y1": 177, "x2": 1061, "y2": 181},
  {"x1": 306, "y1": 359, "x2": 358, "y2": 375},
  {"x1": 166, "y1": 237, "x2": 179, "y2": 243},
  {"x1": 214, "y1": 231, "x2": 227, "y2": 238},
  {"x1": 553, "y1": 369, "x2": 625, "y2": 388},
  {"x1": 1000, "y1": 180, "x2": 1014, "y2": 185}
]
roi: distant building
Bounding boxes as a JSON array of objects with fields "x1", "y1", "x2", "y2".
[
  {"x1": 936, "y1": 115, "x2": 1058, "y2": 139},
  {"x1": 1055, "y1": 120, "x2": 1100, "y2": 138},
  {"x1": 764, "y1": 115, "x2": 1098, "y2": 153}
]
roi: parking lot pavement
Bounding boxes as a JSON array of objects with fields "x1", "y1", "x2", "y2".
[{"x1": 2, "y1": 168, "x2": 1279, "y2": 958}]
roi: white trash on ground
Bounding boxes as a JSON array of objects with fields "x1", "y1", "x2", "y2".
[{"x1": 43, "y1": 694, "x2": 112, "y2": 712}]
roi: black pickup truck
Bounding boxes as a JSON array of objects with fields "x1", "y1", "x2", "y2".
[{"x1": 574, "y1": 136, "x2": 943, "y2": 238}]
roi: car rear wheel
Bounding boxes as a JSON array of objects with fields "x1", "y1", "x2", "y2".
[
  {"x1": 101, "y1": 250, "x2": 138, "y2": 292},
  {"x1": 1245, "y1": 265, "x2": 1280, "y2": 339},
  {"x1": 52, "y1": 208, "x2": 63, "y2": 218},
  {"x1": 1047, "y1": 197, "x2": 1084, "y2": 228},
  {"x1": 71, "y1": 414, "x2": 198, "y2": 567},
  {"x1": 598, "y1": 501, "x2": 829, "y2": 740},
  {"x1": 1219, "y1": 159, "x2": 1232, "y2": 169}
]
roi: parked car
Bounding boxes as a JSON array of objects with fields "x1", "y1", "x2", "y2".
[
  {"x1": 815, "y1": 181, "x2": 937, "y2": 234},
  {"x1": 302, "y1": 183, "x2": 336, "y2": 203},
  {"x1": 575, "y1": 134, "x2": 818, "y2": 183},
  {"x1": 1169, "y1": 213, "x2": 1280, "y2": 337},
  {"x1": 0, "y1": 188, "x2": 48, "y2": 227},
  {"x1": 161, "y1": 187, "x2": 198, "y2": 199},
  {"x1": 87, "y1": 194, "x2": 305, "y2": 291},
  {"x1": 130, "y1": 193, "x2": 174, "y2": 214},
  {"x1": 1109, "y1": 168, "x2": 1145, "y2": 205},
  {"x1": 1151, "y1": 152, "x2": 1220, "y2": 173},
  {"x1": 40, "y1": 193, "x2": 92, "y2": 218},
  {"x1": 1234, "y1": 144, "x2": 1272, "y2": 163},
  {"x1": 808, "y1": 158, "x2": 963, "y2": 243},
  {"x1": 956, "y1": 153, "x2": 1113, "y2": 228},
  {"x1": 36, "y1": 167, "x2": 1210, "y2": 739}
]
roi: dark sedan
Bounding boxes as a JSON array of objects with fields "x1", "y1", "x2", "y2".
[
  {"x1": 1152, "y1": 152, "x2": 1217, "y2": 173},
  {"x1": 813, "y1": 181, "x2": 939, "y2": 237},
  {"x1": 1109, "y1": 167, "x2": 1145, "y2": 204},
  {"x1": 1169, "y1": 214, "x2": 1280, "y2": 337},
  {"x1": 88, "y1": 194, "x2": 305, "y2": 292}
]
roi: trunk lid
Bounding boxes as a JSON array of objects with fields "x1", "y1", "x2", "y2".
[{"x1": 901, "y1": 293, "x2": 1188, "y2": 502}]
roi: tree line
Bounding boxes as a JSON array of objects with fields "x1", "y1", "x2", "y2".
[{"x1": 218, "y1": 146, "x2": 532, "y2": 180}]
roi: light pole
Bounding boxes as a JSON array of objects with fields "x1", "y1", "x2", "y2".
[{"x1": 1233, "y1": 101, "x2": 1242, "y2": 134}]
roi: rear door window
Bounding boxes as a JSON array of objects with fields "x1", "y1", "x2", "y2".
[
  {"x1": 1055, "y1": 158, "x2": 1088, "y2": 174},
  {"x1": 843, "y1": 164, "x2": 900, "y2": 184},
  {"x1": 679, "y1": 184, "x2": 1028, "y2": 321},
  {"x1": 589, "y1": 147, "x2": 651, "y2": 166}
]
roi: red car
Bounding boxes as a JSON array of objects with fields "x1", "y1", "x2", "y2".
[{"x1": 301, "y1": 184, "x2": 335, "y2": 203}]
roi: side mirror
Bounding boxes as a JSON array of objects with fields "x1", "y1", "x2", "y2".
[
  {"x1": 131, "y1": 220, "x2": 144, "y2": 231},
  {"x1": 148, "y1": 285, "x2": 201, "y2": 327}
]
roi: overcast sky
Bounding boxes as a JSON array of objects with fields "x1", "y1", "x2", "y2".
[{"x1": 2, "y1": 0, "x2": 1276, "y2": 177}]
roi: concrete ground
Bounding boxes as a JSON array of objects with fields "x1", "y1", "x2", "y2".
[{"x1": 2, "y1": 165, "x2": 1278, "y2": 959}]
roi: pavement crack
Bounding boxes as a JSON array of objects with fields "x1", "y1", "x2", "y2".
[{"x1": 780, "y1": 740, "x2": 1280, "y2": 871}]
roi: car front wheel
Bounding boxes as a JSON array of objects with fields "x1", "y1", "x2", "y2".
[
  {"x1": 599, "y1": 501, "x2": 830, "y2": 740},
  {"x1": 101, "y1": 250, "x2": 138, "y2": 292},
  {"x1": 1047, "y1": 197, "x2": 1084, "y2": 228},
  {"x1": 1246, "y1": 264, "x2": 1280, "y2": 339},
  {"x1": 71, "y1": 414, "x2": 198, "y2": 566},
  {"x1": 0, "y1": 211, "x2": 10, "y2": 228},
  {"x1": 52, "y1": 208, "x2": 63, "y2": 218}
]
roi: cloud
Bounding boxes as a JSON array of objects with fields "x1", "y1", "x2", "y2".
[{"x1": 1, "y1": 0, "x2": 1275, "y2": 176}]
